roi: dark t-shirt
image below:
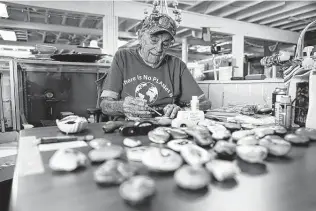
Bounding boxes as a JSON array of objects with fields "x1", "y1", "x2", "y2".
[{"x1": 101, "y1": 47, "x2": 203, "y2": 108}]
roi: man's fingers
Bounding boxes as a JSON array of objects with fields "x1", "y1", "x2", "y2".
[
  {"x1": 164, "y1": 105, "x2": 174, "y2": 117},
  {"x1": 170, "y1": 106, "x2": 180, "y2": 119}
]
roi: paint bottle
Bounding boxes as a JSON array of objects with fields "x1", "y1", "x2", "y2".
[
  {"x1": 191, "y1": 96, "x2": 199, "y2": 111},
  {"x1": 275, "y1": 95, "x2": 292, "y2": 129}
]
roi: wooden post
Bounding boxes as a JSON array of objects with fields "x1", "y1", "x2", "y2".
[
  {"x1": 182, "y1": 37, "x2": 188, "y2": 64},
  {"x1": 102, "y1": 1, "x2": 118, "y2": 56},
  {"x1": 232, "y1": 34, "x2": 244, "y2": 77}
]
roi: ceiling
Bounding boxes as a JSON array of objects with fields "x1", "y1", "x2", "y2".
[{"x1": 1, "y1": 1, "x2": 316, "y2": 58}]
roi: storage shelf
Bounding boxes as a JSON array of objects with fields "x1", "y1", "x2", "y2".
[
  {"x1": 197, "y1": 79, "x2": 284, "y2": 84},
  {"x1": 15, "y1": 58, "x2": 111, "y2": 67},
  {"x1": 203, "y1": 66, "x2": 232, "y2": 73}
]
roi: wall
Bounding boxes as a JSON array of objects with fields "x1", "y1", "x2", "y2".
[{"x1": 198, "y1": 80, "x2": 285, "y2": 109}]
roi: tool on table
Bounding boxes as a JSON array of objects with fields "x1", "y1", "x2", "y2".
[
  {"x1": 40, "y1": 136, "x2": 78, "y2": 144},
  {"x1": 124, "y1": 92, "x2": 162, "y2": 116}
]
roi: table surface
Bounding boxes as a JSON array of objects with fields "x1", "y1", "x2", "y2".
[{"x1": 10, "y1": 123, "x2": 316, "y2": 211}]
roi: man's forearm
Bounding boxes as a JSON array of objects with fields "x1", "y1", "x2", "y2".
[{"x1": 100, "y1": 98, "x2": 124, "y2": 116}]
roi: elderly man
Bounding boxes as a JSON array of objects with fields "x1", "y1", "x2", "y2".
[{"x1": 100, "y1": 13, "x2": 211, "y2": 119}]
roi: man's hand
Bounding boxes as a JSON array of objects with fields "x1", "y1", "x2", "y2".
[
  {"x1": 163, "y1": 104, "x2": 181, "y2": 119},
  {"x1": 123, "y1": 96, "x2": 152, "y2": 118}
]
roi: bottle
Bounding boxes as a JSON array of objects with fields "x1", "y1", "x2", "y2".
[
  {"x1": 306, "y1": 69, "x2": 316, "y2": 129},
  {"x1": 191, "y1": 96, "x2": 199, "y2": 111},
  {"x1": 272, "y1": 88, "x2": 287, "y2": 116},
  {"x1": 275, "y1": 95, "x2": 292, "y2": 129},
  {"x1": 188, "y1": 96, "x2": 204, "y2": 124}
]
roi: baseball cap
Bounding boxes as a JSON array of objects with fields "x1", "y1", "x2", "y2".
[{"x1": 141, "y1": 13, "x2": 177, "y2": 39}]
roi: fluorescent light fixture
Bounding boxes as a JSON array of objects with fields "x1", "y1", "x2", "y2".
[
  {"x1": 0, "y1": 3, "x2": 8, "y2": 18},
  {"x1": 0, "y1": 30, "x2": 17, "y2": 41}
]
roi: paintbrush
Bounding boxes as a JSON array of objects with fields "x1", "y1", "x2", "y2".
[{"x1": 124, "y1": 92, "x2": 162, "y2": 116}]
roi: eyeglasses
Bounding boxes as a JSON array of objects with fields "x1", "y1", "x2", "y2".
[{"x1": 149, "y1": 35, "x2": 174, "y2": 49}]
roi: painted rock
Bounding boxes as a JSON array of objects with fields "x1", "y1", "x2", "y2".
[
  {"x1": 49, "y1": 148, "x2": 88, "y2": 172},
  {"x1": 284, "y1": 134, "x2": 310, "y2": 145},
  {"x1": 252, "y1": 128, "x2": 275, "y2": 139},
  {"x1": 237, "y1": 135, "x2": 258, "y2": 146},
  {"x1": 259, "y1": 135, "x2": 291, "y2": 156},
  {"x1": 89, "y1": 138, "x2": 112, "y2": 149},
  {"x1": 213, "y1": 141, "x2": 236, "y2": 160},
  {"x1": 269, "y1": 125, "x2": 287, "y2": 136},
  {"x1": 119, "y1": 175, "x2": 156, "y2": 205},
  {"x1": 148, "y1": 127, "x2": 170, "y2": 144},
  {"x1": 166, "y1": 128, "x2": 188, "y2": 139},
  {"x1": 205, "y1": 160, "x2": 239, "y2": 182},
  {"x1": 197, "y1": 119, "x2": 217, "y2": 127},
  {"x1": 142, "y1": 147, "x2": 183, "y2": 172},
  {"x1": 180, "y1": 144, "x2": 211, "y2": 166},
  {"x1": 94, "y1": 160, "x2": 138, "y2": 185},
  {"x1": 236, "y1": 145, "x2": 268, "y2": 163},
  {"x1": 295, "y1": 128, "x2": 316, "y2": 141},
  {"x1": 232, "y1": 130, "x2": 255, "y2": 141},
  {"x1": 224, "y1": 123, "x2": 241, "y2": 132},
  {"x1": 174, "y1": 165, "x2": 210, "y2": 190},
  {"x1": 123, "y1": 138, "x2": 142, "y2": 148},
  {"x1": 167, "y1": 139, "x2": 195, "y2": 152},
  {"x1": 126, "y1": 146, "x2": 150, "y2": 162},
  {"x1": 88, "y1": 145, "x2": 124, "y2": 162},
  {"x1": 184, "y1": 126, "x2": 214, "y2": 147}
]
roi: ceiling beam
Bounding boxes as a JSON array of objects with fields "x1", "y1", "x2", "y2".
[
  {"x1": 289, "y1": 20, "x2": 316, "y2": 31},
  {"x1": 218, "y1": 1, "x2": 264, "y2": 18},
  {"x1": 177, "y1": 28, "x2": 190, "y2": 35},
  {"x1": 204, "y1": 1, "x2": 236, "y2": 15},
  {"x1": 258, "y1": 2, "x2": 316, "y2": 25},
  {"x1": 307, "y1": 26, "x2": 316, "y2": 32},
  {"x1": 0, "y1": 18, "x2": 137, "y2": 39},
  {"x1": 184, "y1": 0, "x2": 208, "y2": 10},
  {"x1": 113, "y1": 1, "x2": 299, "y2": 43},
  {"x1": 0, "y1": 40, "x2": 103, "y2": 54},
  {"x1": 270, "y1": 12, "x2": 316, "y2": 28},
  {"x1": 233, "y1": 2, "x2": 286, "y2": 21},
  {"x1": 11, "y1": 1, "x2": 300, "y2": 43},
  {"x1": 79, "y1": 15, "x2": 88, "y2": 27},
  {"x1": 281, "y1": 21, "x2": 312, "y2": 30},
  {"x1": 126, "y1": 21, "x2": 141, "y2": 32}
]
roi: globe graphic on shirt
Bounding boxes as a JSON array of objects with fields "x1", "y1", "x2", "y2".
[{"x1": 135, "y1": 82, "x2": 158, "y2": 105}]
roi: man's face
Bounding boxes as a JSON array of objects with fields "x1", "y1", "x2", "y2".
[{"x1": 139, "y1": 31, "x2": 173, "y2": 67}]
